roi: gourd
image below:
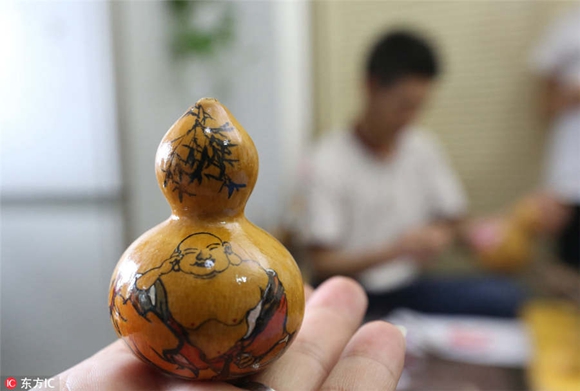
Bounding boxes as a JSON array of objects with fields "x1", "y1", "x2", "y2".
[
  {"x1": 468, "y1": 198, "x2": 540, "y2": 273},
  {"x1": 108, "y1": 98, "x2": 305, "y2": 380}
]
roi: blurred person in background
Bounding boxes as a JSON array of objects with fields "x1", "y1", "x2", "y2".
[
  {"x1": 296, "y1": 31, "x2": 525, "y2": 319},
  {"x1": 531, "y1": 6, "x2": 580, "y2": 269},
  {"x1": 512, "y1": 12, "x2": 580, "y2": 388},
  {"x1": 525, "y1": 7, "x2": 580, "y2": 304},
  {"x1": 465, "y1": 7, "x2": 580, "y2": 305}
]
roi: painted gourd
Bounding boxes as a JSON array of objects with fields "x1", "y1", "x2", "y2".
[{"x1": 108, "y1": 98, "x2": 305, "y2": 380}]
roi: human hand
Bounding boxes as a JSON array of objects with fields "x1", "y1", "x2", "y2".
[
  {"x1": 398, "y1": 224, "x2": 454, "y2": 262},
  {"x1": 464, "y1": 193, "x2": 571, "y2": 253},
  {"x1": 523, "y1": 193, "x2": 570, "y2": 235},
  {"x1": 160, "y1": 254, "x2": 182, "y2": 274},
  {"x1": 464, "y1": 217, "x2": 505, "y2": 253},
  {"x1": 51, "y1": 277, "x2": 406, "y2": 391}
]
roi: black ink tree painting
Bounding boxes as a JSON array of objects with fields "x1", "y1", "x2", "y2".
[{"x1": 162, "y1": 104, "x2": 246, "y2": 202}]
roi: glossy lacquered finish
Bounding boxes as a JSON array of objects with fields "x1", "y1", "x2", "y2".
[{"x1": 109, "y1": 98, "x2": 305, "y2": 380}]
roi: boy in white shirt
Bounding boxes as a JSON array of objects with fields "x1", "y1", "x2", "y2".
[{"x1": 299, "y1": 31, "x2": 525, "y2": 318}]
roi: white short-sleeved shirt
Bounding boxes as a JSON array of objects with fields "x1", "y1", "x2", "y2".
[
  {"x1": 530, "y1": 6, "x2": 580, "y2": 203},
  {"x1": 298, "y1": 128, "x2": 467, "y2": 293},
  {"x1": 530, "y1": 6, "x2": 580, "y2": 87},
  {"x1": 543, "y1": 109, "x2": 580, "y2": 203}
]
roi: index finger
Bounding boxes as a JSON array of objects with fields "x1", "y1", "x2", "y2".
[
  {"x1": 253, "y1": 277, "x2": 367, "y2": 391},
  {"x1": 320, "y1": 321, "x2": 406, "y2": 391}
]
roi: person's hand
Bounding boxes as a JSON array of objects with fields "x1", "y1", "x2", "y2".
[
  {"x1": 463, "y1": 216, "x2": 505, "y2": 253},
  {"x1": 525, "y1": 192, "x2": 570, "y2": 235},
  {"x1": 51, "y1": 277, "x2": 406, "y2": 391},
  {"x1": 398, "y1": 224, "x2": 454, "y2": 262}
]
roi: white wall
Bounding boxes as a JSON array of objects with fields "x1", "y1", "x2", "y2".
[
  {"x1": 273, "y1": 1, "x2": 313, "y2": 207},
  {"x1": 1, "y1": 203, "x2": 123, "y2": 376},
  {"x1": 0, "y1": 2, "x2": 123, "y2": 377},
  {"x1": 0, "y1": 1, "x2": 120, "y2": 197}
]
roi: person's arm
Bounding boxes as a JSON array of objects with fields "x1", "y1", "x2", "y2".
[
  {"x1": 419, "y1": 132, "x2": 469, "y2": 248},
  {"x1": 307, "y1": 241, "x2": 404, "y2": 279},
  {"x1": 308, "y1": 218, "x2": 460, "y2": 278},
  {"x1": 539, "y1": 77, "x2": 580, "y2": 120},
  {"x1": 530, "y1": 9, "x2": 580, "y2": 120},
  {"x1": 135, "y1": 256, "x2": 178, "y2": 290}
]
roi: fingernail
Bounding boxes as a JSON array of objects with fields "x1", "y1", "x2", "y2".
[{"x1": 394, "y1": 324, "x2": 407, "y2": 338}]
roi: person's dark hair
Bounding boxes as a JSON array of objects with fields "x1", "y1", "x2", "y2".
[{"x1": 366, "y1": 30, "x2": 439, "y2": 86}]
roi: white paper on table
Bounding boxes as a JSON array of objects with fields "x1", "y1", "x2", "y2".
[{"x1": 385, "y1": 309, "x2": 532, "y2": 367}]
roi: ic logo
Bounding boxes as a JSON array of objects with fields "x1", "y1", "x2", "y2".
[{"x1": 4, "y1": 377, "x2": 17, "y2": 390}]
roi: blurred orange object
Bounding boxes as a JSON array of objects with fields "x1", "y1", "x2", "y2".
[
  {"x1": 467, "y1": 198, "x2": 541, "y2": 273},
  {"x1": 522, "y1": 300, "x2": 580, "y2": 391}
]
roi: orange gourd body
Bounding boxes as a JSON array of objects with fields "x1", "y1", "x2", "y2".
[{"x1": 108, "y1": 98, "x2": 305, "y2": 380}]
